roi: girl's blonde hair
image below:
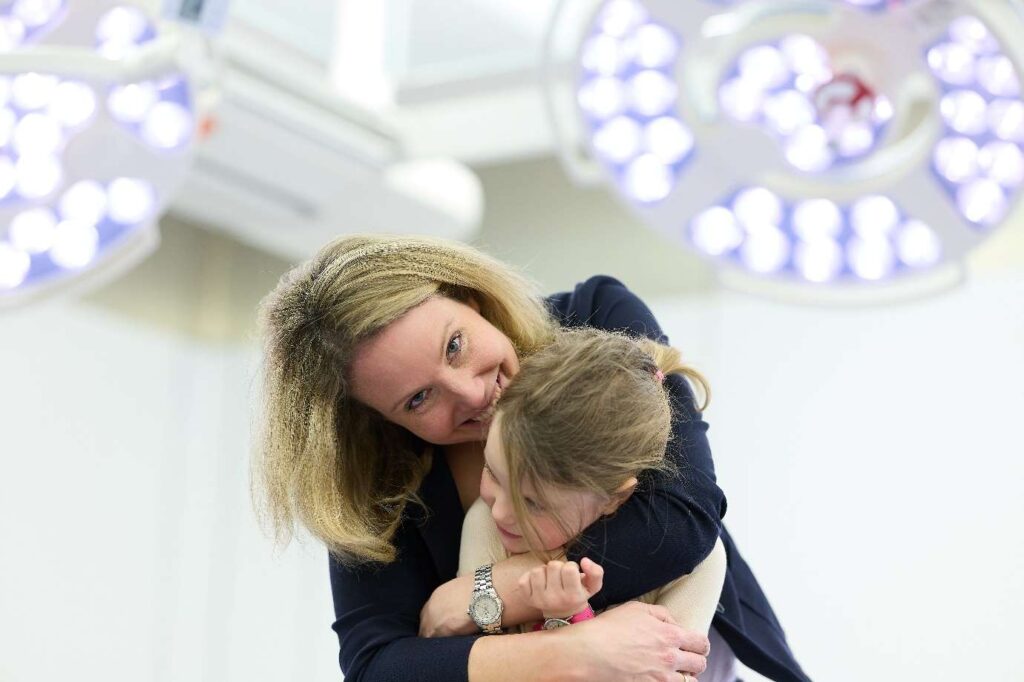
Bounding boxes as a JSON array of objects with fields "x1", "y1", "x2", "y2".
[
  {"x1": 255, "y1": 234, "x2": 556, "y2": 564},
  {"x1": 497, "y1": 327, "x2": 709, "y2": 556}
]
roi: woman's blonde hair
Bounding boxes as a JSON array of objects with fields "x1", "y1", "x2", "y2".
[
  {"x1": 255, "y1": 234, "x2": 556, "y2": 564},
  {"x1": 497, "y1": 327, "x2": 709, "y2": 556}
]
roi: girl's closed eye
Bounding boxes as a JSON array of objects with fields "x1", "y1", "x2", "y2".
[{"x1": 524, "y1": 497, "x2": 545, "y2": 513}]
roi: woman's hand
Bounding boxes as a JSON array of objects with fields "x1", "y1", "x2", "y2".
[
  {"x1": 518, "y1": 557, "x2": 604, "y2": 619},
  {"x1": 567, "y1": 601, "x2": 710, "y2": 681},
  {"x1": 419, "y1": 575, "x2": 476, "y2": 637}
]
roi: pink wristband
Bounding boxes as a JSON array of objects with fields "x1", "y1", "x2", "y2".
[
  {"x1": 532, "y1": 605, "x2": 596, "y2": 631},
  {"x1": 569, "y1": 605, "x2": 595, "y2": 623}
]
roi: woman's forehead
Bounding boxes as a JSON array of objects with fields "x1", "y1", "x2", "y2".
[
  {"x1": 368, "y1": 296, "x2": 474, "y2": 358},
  {"x1": 349, "y1": 298, "x2": 462, "y2": 406}
]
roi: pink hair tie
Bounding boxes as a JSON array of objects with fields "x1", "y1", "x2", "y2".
[{"x1": 655, "y1": 370, "x2": 665, "y2": 384}]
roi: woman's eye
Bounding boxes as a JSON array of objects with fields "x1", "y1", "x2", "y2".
[
  {"x1": 405, "y1": 334, "x2": 462, "y2": 412},
  {"x1": 525, "y1": 498, "x2": 544, "y2": 512},
  {"x1": 446, "y1": 333, "x2": 463, "y2": 358},
  {"x1": 406, "y1": 390, "x2": 428, "y2": 411}
]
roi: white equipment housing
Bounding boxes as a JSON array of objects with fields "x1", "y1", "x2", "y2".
[{"x1": 169, "y1": 19, "x2": 483, "y2": 261}]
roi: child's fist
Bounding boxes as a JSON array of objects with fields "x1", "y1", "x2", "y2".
[{"x1": 518, "y1": 557, "x2": 604, "y2": 619}]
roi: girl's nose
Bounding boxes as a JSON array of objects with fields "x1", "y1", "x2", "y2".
[{"x1": 490, "y1": 493, "x2": 515, "y2": 528}]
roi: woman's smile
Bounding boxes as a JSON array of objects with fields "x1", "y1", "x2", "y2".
[{"x1": 461, "y1": 372, "x2": 505, "y2": 428}]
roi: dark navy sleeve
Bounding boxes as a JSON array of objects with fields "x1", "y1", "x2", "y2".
[
  {"x1": 329, "y1": 514, "x2": 479, "y2": 682},
  {"x1": 550, "y1": 276, "x2": 727, "y2": 610}
]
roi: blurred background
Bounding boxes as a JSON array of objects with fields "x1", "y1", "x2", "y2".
[{"x1": 1, "y1": 1, "x2": 1023, "y2": 680}]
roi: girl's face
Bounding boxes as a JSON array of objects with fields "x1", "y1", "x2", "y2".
[
  {"x1": 349, "y1": 295, "x2": 519, "y2": 446},
  {"x1": 479, "y1": 414, "x2": 612, "y2": 554}
]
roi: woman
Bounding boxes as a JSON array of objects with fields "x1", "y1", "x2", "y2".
[{"x1": 255, "y1": 234, "x2": 810, "y2": 681}]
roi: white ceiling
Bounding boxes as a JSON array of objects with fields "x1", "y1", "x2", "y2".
[
  {"x1": 227, "y1": 0, "x2": 556, "y2": 83},
  {"x1": 224, "y1": 0, "x2": 561, "y2": 166},
  {"x1": 391, "y1": 0, "x2": 571, "y2": 166},
  {"x1": 229, "y1": 0, "x2": 338, "y2": 67},
  {"x1": 397, "y1": 0, "x2": 556, "y2": 80}
]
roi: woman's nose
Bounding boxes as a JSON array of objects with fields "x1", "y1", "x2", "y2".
[{"x1": 448, "y1": 369, "x2": 491, "y2": 412}]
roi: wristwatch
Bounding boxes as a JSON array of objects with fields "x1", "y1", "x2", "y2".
[
  {"x1": 541, "y1": 617, "x2": 572, "y2": 630},
  {"x1": 468, "y1": 564, "x2": 504, "y2": 634}
]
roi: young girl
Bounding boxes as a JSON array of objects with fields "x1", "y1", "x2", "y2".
[{"x1": 459, "y1": 327, "x2": 727, "y2": 638}]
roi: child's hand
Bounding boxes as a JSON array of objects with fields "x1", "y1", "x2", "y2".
[{"x1": 517, "y1": 557, "x2": 604, "y2": 619}]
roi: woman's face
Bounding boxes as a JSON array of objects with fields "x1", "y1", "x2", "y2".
[
  {"x1": 479, "y1": 414, "x2": 609, "y2": 554},
  {"x1": 349, "y1": 295, "x2": 519, "y2": 445}
]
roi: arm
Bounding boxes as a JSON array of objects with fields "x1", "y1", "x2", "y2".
[
  {"x1": 458, "y1": 498, "x2": 508, "y2": 577},
  {"x1": 458, "y1": 519, "x2": 712, "y2": 680},
  {"x1": 459, "y1": 499, "x2": 602, "y2": 629},
  {"x1": 330, "y1": 516, "x2": 480, "y2": 682},
  {"x1": 465, "y1": 601, "x2": 710, "y2": 681},
  {"x1": 467, "y1": 601, "x2": 711, "y2": 681},
  {"x1": 564, "y1": 276, "x2": 726, "y2": 609},
  {"x1": 333, "y1": 512, "x2": 707, "y2": 681},
  {"x1": 420, "y1": 498, "x2": 547, "y2": 637},
  {"x1": 469, "y1": 525, "x2": 724, "y2": 636},
  {"x1": 647, "y1": 537, "x2": 727, "y2": 635},
  {"x1": 460, "y1": 504, "x2": 724, "y2": 634}
]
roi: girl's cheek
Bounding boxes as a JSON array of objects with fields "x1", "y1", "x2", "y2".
[{"x1": 532, "y1": 518, "x2": 571, "y2": 551}]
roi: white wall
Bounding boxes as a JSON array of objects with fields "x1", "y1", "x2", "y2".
[
  {"x1": 650, "y1": 273, "x2": 1024, "y2": 682},
  {"x1": 0, "y1": 219, "x2": 340, "y2": 682},
  {"x1": 0, "y1": 303, "x2": 338, "y2": 682}
]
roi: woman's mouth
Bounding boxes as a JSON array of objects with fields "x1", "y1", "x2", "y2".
[{"x1": 463, "y1": 374, "x2": 503, "y2": 427}]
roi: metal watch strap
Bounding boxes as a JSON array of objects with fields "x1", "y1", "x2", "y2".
[
  {"x1": 472, "y1": 564, "x2": 503, "y2": 634},
  {"x1": 473, "y1": 564, "x2": 495, "y2": 591}
]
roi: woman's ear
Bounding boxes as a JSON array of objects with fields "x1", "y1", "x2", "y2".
[{"x1": 602, "y1": 477, "x2": 638, "y2": 516}]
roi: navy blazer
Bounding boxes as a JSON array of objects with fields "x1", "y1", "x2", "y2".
[{"x1": 330, "y1": 275, "x2": 811, "y2": 681}]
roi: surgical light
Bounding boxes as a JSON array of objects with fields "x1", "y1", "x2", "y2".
[
  {"x1": 545, "y1": 0, "x2": 1024, "y2": 300},
  {"x1": 0, "y1": 1, "x2": 210, "y2": 305}
]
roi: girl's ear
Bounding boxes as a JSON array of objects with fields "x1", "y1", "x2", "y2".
[{"x1": 601, "y1": 477, "x2": 638, "y2": 516}]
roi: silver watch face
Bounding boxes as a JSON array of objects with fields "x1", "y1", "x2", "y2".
[
  {"x1": 542, "y1": 618, "x2": 571, "y2": 630},
  {"x1": 470, "y1": 594, "x2": 500, "y2": 624}
]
